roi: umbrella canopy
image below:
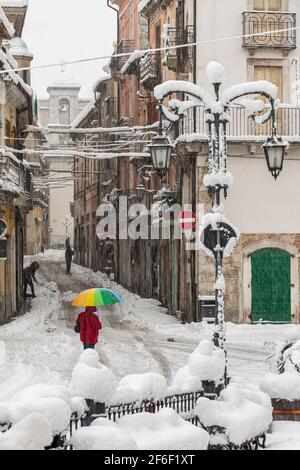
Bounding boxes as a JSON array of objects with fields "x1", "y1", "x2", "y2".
[{"x1": 72, "y1": 288, "x2": 124, "y2": 308}]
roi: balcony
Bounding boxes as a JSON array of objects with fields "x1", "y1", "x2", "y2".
[
  {"x1": 0, "y1": 152, "x2": 31, "y2": 200},
  {"x1": 140, "y1": 52, "x2": 162, "y2": 91},
  {"x1": 111, "y1": 40, "x2": 135, "y2": 79},
  {"x1": 242, "y1": 11, "x2": 296, "y2": 50},
  {"x1": 181, "y1": 104, "x2": 300, "y2": 141},
  {"x1": 163, "y1": 25, "x2": 195, "y2": 73}
]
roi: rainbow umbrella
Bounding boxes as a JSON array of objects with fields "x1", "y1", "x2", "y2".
[{"x1": 72, "y1": 288, "x2": 124, "y2": 308}]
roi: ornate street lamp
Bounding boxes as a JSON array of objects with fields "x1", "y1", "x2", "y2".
[
  {"x1": 148, "y1": 101, "x2": 174, "y2": 178},
  {"x1": 148, "y1": 134, "x2": 174, "y2": 178},
  {"x1": 263, "y1": 136, "x2": 288, "y2": 180},
  {"x1": 153, "y1": 61, "x2": 287, "y2": 375}
]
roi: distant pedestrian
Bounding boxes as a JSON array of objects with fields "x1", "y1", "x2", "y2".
[
  {"x1": 74, "y1": 306, "x2": 102, "y2": 350},
  {"x1": 23, "y1": 262, "x2": 40, "y2": 298},
  {"x1": 65, "y1": 237, "x2": 74, "y2": 275}
]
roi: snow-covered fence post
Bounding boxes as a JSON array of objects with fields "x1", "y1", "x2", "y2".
[
  {"x1": 81, "y1": 400, "x2": 106, "y2": 427},
  {"x1": 154, "y1": 61, "x2": 284, "y2": 386}
]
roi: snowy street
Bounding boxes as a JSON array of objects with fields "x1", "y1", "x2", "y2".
[{"x1": 1, "y1": 250, "x2": 300, "y2": 449}]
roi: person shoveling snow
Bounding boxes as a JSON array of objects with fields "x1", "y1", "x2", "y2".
[{"x1": 23, "y1": 262, "x2": 40, "y2": 299}]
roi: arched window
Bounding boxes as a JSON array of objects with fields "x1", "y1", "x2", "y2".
[{"x1": 59, "y1": 99, "x2": 70, "y2": 125}]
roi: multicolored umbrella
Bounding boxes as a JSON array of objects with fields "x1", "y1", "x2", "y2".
[{"x1": 72, "y1": 288, "x2": 124, "y2": 308}]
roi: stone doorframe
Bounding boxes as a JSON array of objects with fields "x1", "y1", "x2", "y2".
[{"x1": 240, "y1": 239, "x2": 299, "y2": 324}]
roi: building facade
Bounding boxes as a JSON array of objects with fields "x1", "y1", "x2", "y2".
[
  {"x1": 38, "y1": 73, "x2": 89, "y2": 248},
  {"x1": 0, "y1": 1, "x2": 33, "y2": 323}
]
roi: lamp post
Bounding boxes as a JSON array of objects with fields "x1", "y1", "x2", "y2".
[{"x1": 151, "y1": 61, "x2": 287, "y2": 359}]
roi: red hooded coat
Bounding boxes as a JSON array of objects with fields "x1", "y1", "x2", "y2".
[{"x1": 76, "y1": 307, "x2": 102, "y2": 345}]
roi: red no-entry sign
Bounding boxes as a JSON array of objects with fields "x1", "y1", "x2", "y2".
[{"x1": 178, "y1": 211, "x2": 196, "y2": 230}]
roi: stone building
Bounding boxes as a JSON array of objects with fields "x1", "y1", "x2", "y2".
[
  {"x1": 38, "y1": 72, "x2": 89, "y2": 248},
  {"x1": 178, "y1": 0, "x2": 300, "y2": 324},
  {"x1": 0, "y1": 0, "x2": 33, "y2": 323}
]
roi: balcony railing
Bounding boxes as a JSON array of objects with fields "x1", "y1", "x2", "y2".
[
  {"x1": 181, "y1": 104, "x2": 300, "y2": 140},
  {"x1": 0, "y1": 153, "x2": 32, "y2": 197},
  {"x1": 140, "y1": 52, "x2": 162, "y2": 90},
  {"x1": 111, "y1": 39, "x2": 135, "y2": 74},
  {"x1": 164, "y1": 25, "x2": 195, "y2": 72},
  {"x1": 242, "y1": 11, "x2": 296, "y2": 49}
]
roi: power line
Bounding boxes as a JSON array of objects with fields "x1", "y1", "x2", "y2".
[{"x1": 0, "y1": 24, "x2": 299, "y2": 76}]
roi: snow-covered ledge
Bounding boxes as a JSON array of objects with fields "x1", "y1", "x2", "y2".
[{"x1": 240, "y1": 240, "x2": 299, "y2": 324}]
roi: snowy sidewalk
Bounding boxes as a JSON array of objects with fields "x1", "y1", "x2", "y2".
[{"x1": 0, "y1": 250, "x2": 300, "y2": 449}]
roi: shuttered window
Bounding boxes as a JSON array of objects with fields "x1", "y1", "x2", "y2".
[{"x1": 253, "y1": 0, "x2": 282, "y2": 11}]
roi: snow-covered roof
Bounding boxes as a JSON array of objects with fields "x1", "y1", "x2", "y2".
[
  {"x1": 8, "y1": 36, "x2": 33, "y2": 59},
  {"x1": 47, "y1": 71, "x2": 81, "y2": 91},
  {"x1": 0, "y1": 48, "x2": 33, "y2": 97},
  {"x1": 0, "y1": 1, "x2": 28, "y2": 7},
  {"x1": 93, "y1": 74, "x2": 111, "y2": 92},
  {"x1": 71, "y1": 99, "x2": 96, "y2": 129},
  {"x1": 0, "y1": 5, "x2": 15, "y2": 38}
]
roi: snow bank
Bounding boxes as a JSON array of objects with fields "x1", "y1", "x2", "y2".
[
  {"x1": 118, "y1": 408, "x2": 209, "y2": 450},
  {"x1": 195, "y1": 383, "x2": 272, "y2": 446},
  {"x1": 260, "y1": 372, "x2": 300, "y2": 401},
  {"x1": 71, "y1": 350, "x2": 117, "y2": 403},
  {"x1": 71, "y1": 419, "x2": 137, "y2": 451},
  {"x1": 113, "y1": 373, "x2": 167, "y2": 404},
  {"x1": 188, "y1": 341, "x2": 226, "y2": 383},
  {"x1": 0, "y1": 413, "x2": 52, "y2": 450}
]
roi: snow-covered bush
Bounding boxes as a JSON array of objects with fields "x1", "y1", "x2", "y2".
[
  {"x1": 9, "y1": 397, "x2": 72, "y2": 436},
  {"x1": 0, "y1": 383, "x2": 75, "y2": 437},
  {"x1": 195, "y1": 383, "x2": 272, "y2": 447},
  {"x1": 169, "y1": 365, "x2": 203, "y2": 394},
  {"x1": 112, "y1": 373, "x2": 167, "y2": 404},
  {"x1": 71, "y1": 349, "x2": 117, "y2": 404},
  {"x1": 118, "y1": 408, "x2": 209, "y2": 450},
  {"x1": 261, "y1": 338, "x2": 300, "y2": 401},
  {"x1": 170, "y1": 340, "x2": 225, "y2": 394},
  {"x1": 71, "y1": 419, "x2": 137, "y2": 451},
  {"x1": 0, "y1": 413, "x2": 52, "y2": 450},
  {"x1": 188, "y1": 340, "x2": 226, "y2": 383}
]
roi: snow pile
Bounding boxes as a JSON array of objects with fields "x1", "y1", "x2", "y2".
[
  {"x1": 188, "y1": 340, "x2": 226, "y2": 383},
  {"x1": 170, "y1": 365, "x2": 203, "y2": 394},
  {"x1": 71, "y1": 349, "x2": 117, "y2": 404},
  {"x1": 9, "y1": 397, "x2": 71, "y2": 436},
  {"x1": 113, "y1": 373, "x2": 167, "y2": 404},
  {"x1": 118, "y1": 408, "x2": 209, "y2": 450},
  {"x1": 0, "y1": 414, "x2": 52, "y2": 450},
  {"x1": 195, "y1": 383, "x2": 273, "y2": 446},
  {"x1": 261, "y1": 372, "x2": 300, "y2": 401},
  {"x1": 71, "y1": 419, "x2": 137, "y2": 451},
  {"x1": 0, "y1": 383, "x2": 74, "y2": 436},
  {"x1": 170, "y1": 341, "x2": 225, "y2": 393},
  {"x1": 261, "y1": 340, "x2": 300, "y2": 400}
]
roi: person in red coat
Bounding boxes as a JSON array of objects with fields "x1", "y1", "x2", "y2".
[{"x1": 74, "y1": 306, "x2": 102, "y2": 350}]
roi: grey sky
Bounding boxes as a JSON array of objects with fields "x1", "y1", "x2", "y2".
[{"x1": 23, "y1": 0, "x2": 117, "y2": 99}]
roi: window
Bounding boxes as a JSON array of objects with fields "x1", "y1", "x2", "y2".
[
  {"x1": 58, "y1": 99, "x2": 70, "y2": 125},
  {"x1": 253, "y1": 0, "x2": 282, "y2": 11},
  {"x1": 254, "y1": 65, "x2": 283, "y2": 100}
]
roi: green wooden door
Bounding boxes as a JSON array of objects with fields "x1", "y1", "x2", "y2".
[{"x1": 251, "y1": 248, "x2": 291, "y2": 323}]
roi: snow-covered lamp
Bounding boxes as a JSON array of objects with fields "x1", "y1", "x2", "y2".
[
  {"x1": 148, "y1": 134, "x2": 174, "y2": 178},
  {"x1": 263, "y1": 137, "x2": 288, "y2": 180}
]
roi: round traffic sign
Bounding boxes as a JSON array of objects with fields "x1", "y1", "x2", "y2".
[{"x1": 178, "y1": 211, "x2": 196, "y2": 230}]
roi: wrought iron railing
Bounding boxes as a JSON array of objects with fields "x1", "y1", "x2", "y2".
[
  {"x1": 242, "y1": 11, "x2": 296, "y2": 49},
  {"x1": 164, "y1": 25, "x2": 195, "y2": 71},
  {"x1": 107, "y1": 390, "x2": 203, "y2": 423},
  {"x1": 181, "y1": 104, "x2": 300, "y2": 139},
  {"x1": 140, "y1": 52, "x2": 162, "y2": 90}
]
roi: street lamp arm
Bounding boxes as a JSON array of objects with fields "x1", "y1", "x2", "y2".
[
  {"x1": 154, "y1": 81, "x2": 215, "y2": 109},
  {"x1": 221, "y1": 80, "x2": 277, "y2": 106}
]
